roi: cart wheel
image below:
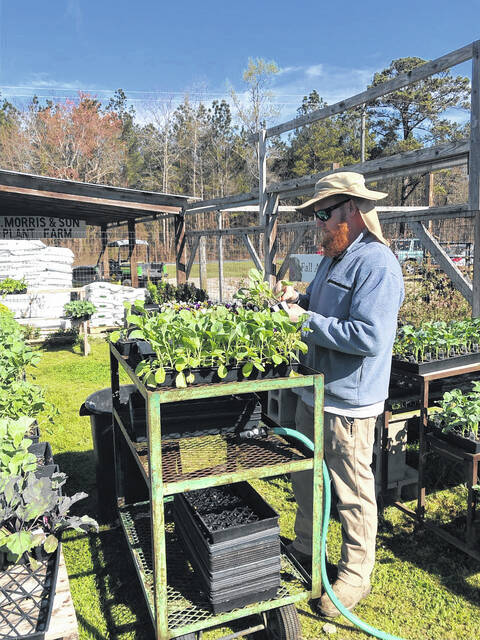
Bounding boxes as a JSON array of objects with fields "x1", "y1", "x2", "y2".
[{"x1": 265, "y1": 604, "x2": 301, "y2": 640}]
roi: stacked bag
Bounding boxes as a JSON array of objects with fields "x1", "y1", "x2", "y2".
[
  {"x1": 174, "y1": 482, "x2": 281, "y2": 613},
  {"x1": 0, "y1": 240, "x2": 74, "y2": 288},
  {"x1": 85, "y1": 282, "x2": 146, "y2": 327}
]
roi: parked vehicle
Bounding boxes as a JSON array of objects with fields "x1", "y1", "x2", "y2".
[
  {"x1": 391, "y1": 238, "x2": 425, "y2": 274},
  {"x1": 72, "y1": 239, "x2": 166, "y2": 287}
]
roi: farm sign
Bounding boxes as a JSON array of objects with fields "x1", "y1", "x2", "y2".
[
  {"x1": 289, "y1": 253, "x2": 325, "y2": 283},
  {"x1": 0, "y1": 216, "x2": 86, "y2": 239}
]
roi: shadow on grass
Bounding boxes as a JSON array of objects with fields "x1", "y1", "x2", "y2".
[{"x1": 377, "y1": 518, "x2": 480, "y2": 609}]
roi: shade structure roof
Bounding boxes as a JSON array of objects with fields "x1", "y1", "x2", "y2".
[{"x1": 0, "y1": 169, "x2": 190, "y2": 227}]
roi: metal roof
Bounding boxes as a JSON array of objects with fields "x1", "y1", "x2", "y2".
[{"x1": 0, "y1": 169, "x2": 190, "y2": 227}]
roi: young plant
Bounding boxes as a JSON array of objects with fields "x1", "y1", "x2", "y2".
[
  {"x1": 0, "y1": 471, "x2": 98, "y2": 566},
  {"x1": 0, "y1": 417, "x2": 38, "y2": 475},
  {"x1": 432, "y1": 381, "x2": 480, "y2": 441},
  {"x1": 63, "y1": 300, "x2": 97, "y2": 319},
  {"x1": 233, "y1": 268, "x2": 281, "y2": 310},
  {"x1": 0, "y1": 277, "x2": 27, "y2": 296}
]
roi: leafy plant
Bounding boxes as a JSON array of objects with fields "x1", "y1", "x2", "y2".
[
  {"x1": 431, "y1": 381, "x2": 480, "y2": 441},
  {"x1": 0, "y1": 380, "x2": 57, "y2": 422},
  {"x1": 394, "y1": 319, "x2": 480, "y2": 363},
  {"x1": 0, "y1": 417, "x2": 37, "y2": 475},
  {"x1": 125, "y1": 304, "x2": 309, "y2": 388},
  {"x1": 0, "y1": 278, "x2": 27, "y2": 296},
  {"x1": 63, "y1": 300, "x2": 97, "y2": 319},
  {"x1": 0, "y1": 471, "x2": 98, "y2": 565},
  {"x1": 146, "y1": 280, "x2": 208, "y2": 305}
]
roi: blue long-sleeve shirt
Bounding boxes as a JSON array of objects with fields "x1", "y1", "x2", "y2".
[{"x1": 298, "y1": 231, "x2": 404, "y2": 408}]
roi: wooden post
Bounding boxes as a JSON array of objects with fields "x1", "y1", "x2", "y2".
[
  {"x1": 470, "y1": 41, "x2": 480, "y2": 317},
  {"x1": 264, "y1": 193, "x2": 279, "y2": 285},
  {"x1": 218, "y1": 211, "x2": 224, "y2": 302},
  {"x1": 100, "y1": 225, "x2": 109, "y2": 280},
  {"x1": 175, "y1": 211, "x2": 186, "y2": 284},
  {"x1": 128, "y1": 220, "x2": 138, "y2": 287},
  {"x1": 360, "y1": 107, "x2": 366, "y2": 163},
  {"x1": 425, "y1": 173, "x2": 434, "y2": 264},
  {"x1": 199, "y1": 235, "x2": 207, "y2": 291},
  {"x1": 258, "y1": 129, "x2": 267, "y2": 258}
]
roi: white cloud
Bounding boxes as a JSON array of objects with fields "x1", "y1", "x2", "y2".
[{"x1": 305, "y1": 64, "x2": 324, "y2": 77}]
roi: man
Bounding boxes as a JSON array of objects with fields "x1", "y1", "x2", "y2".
[{"x1": 279, "y1": 171, "x2": 404, "y2": 617}]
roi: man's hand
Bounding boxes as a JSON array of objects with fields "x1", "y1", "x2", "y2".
[
  {"x1": 286, "y1": 303, "x2": 306, "y2": 323},
  {"x1": 275, "y1": 282, "x2": 299, "y2": 302}
]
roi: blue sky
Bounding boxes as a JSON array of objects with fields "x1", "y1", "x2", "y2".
[{"x1": 0, "y1": 0, "x2": 478, "y2": 124}]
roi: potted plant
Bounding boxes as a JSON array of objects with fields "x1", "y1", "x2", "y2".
[
  {"x1": 393, "y1": 319, "x2": 480, "y2": 374},
  {"x1": 0, "y1": 277, "x2": 28, "y2": 296},
  {"x1": 123, "y1": 304, "x2": 309, "y2": 389},
  {"x1": 233, "y1": 269, "x2": 290, "y2": 312},
  {"x1": 429, "y1": 382, "x2": 480, "y2": 453},
  {"x1": 0, "y1": 470, "x2": 98, "y2": 567},
  {"x1": 63, "y1": 300, "x2": 97, "y2": 322}
]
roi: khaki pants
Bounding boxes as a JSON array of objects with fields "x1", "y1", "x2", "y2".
[{"x1": 291, "y1": 399, "x2": 377, "y2": 587}]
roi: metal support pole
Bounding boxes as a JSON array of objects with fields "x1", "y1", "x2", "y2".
[
  {"x1": 258, "y1": 129, "x2": 267, "y2": 258},
  {"x1": 360, "y1": 106, "x2": 366, "y2": 163},
  {"x1": 128, "y1": 220, "x2": 138, "y2": 287},
  {"x1": 199, "y1": 235, "x2": 207, "y2": 291}
]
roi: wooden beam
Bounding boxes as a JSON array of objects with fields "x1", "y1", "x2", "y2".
[
  {"x1": 185, "y1": 235, "x2": 201, "y2": 280},
  {"x1": 186, "y1": 225, "x2": 264, "y2": 238},
  {"x1": 264, "y1": 193, "x2": 279, "y2": 283},
  {"x1": 471, "y1": 40, "x2": 480, "y2": 316},
  {"x1": 258, "y1": 129, "x2": 267, "y2": 226},
  {"x1": 377, "y1": 204, "x2": 471, "y2": 223},
  {"x1": 241, "y1": 233, "x2": 263, "y2": 272},
  {"x1": 0, "y1": 168, "x2": 189, "y2": 206},
  {"x1": 175, "y1": 212, "x2": 186, "y2": 284},
  {"x1": 218, "y1": 211, "x2": 224, "y2": 302},
  {"x1": 409, "y1": 221, "x2": 473, "y2": 305},
  {"x1": 100, "y1": 225, "x2": 109, "y2": 280},
  {"x1": 268, "y1": 140, "x2": 469, "y2": 195},
  {"x1": 276, "y1": 228, "x2": 310, "y2": 281},
  {"x1": 128, "y1": 220, "x2": 138, "y2": 288},
  {"x1": 199, "y1": 236, "x2": 207, "y2": 290},
  {"x1": 185, "y1": 191, "x2": 258, "y2": 214},
  {"x1": 261, "y1": 43, "x2": 473, "y2": 138}
]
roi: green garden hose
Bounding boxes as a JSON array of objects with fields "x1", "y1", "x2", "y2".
[{"x1": 273, "y1": 426, "x2": 406, "y2": 640}]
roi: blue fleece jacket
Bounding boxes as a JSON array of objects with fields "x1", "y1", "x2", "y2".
[{"x1": 298, "y1": 231, "x2": 404, "y2": 408}]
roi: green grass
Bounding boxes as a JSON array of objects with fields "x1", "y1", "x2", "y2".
[
  {"x1": 30, "y1": 341, "x2": 480, "y2": 640},
  {"x1": 164, "y1": 260, "x2": 255, "y2": 280}
]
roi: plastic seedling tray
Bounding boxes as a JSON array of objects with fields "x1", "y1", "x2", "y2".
[
  {"x1": 177, "y1": 482, "x2": 279, "y2": 544},
  {"x1": 208, "y1": 585, "x2": 280, "y2": 614},
  {"x1": 174, "y1": 513, "x2": 280, "y2": 577},
  {"x1": 429, "y1": 424, "x2": 480, "y2": 453},
  {"x1": 392, "y1": 351, "x2": 480, "y2": 375},
  {"x1": 128, "y1": 392, "x2": 262, "y2": 442}
]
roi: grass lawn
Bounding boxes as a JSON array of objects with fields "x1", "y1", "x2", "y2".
[
  {"x1": 164, "y1": 260, "x2": 255, "y2": 280},
  {"x1": 31, "y1": 341, "x2": 480, "y2": 640}
]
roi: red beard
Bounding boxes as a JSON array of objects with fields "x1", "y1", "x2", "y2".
[{"x1": 321, "y1": 222, "x2": 350, "y2": 257}]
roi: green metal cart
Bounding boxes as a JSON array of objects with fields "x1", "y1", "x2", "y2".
[{"x1": 109, "y1": 343, "x2": 324, "y2": 640}]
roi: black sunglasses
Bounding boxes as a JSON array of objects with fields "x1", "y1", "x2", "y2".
[{"x1": 314, "y1": 198, "x2": 351, "y2": 222}]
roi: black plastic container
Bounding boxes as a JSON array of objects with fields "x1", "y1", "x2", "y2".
[
  {"x1": 392, "y1": 351, "x2": 480, "y2": 375},
  {"x1": 28, "y1": 441, "x2": 54, "y2": 467},
  {"x1": 114, "y1": 339, "x2": 136, "y2": 357},
  {"x1": 127, "y1": 392, "x2": 263, "y2": 441},
  {"x1": 429, "y1": 424, "x2": 480, "y2": 453},
  {"x1": 79, "y1": 385, "x2": 148, "y2": 522},
  {"x1": 179, "y1": 483, "x2": 279, "y2": 544}
]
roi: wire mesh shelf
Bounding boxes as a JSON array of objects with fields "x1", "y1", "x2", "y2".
[
  {"x1": 119, "y1": 502, "x2": 307, "y2": 632},
  {"x1": 130, "y1": 432, "x2": 311, "y2": 488}
]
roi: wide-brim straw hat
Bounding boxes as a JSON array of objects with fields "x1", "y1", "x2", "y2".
[{"x1": 296, "y1": 171, "x2": 389, "y2": 245}]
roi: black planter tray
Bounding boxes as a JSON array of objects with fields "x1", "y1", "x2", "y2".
[
  {"x1": 177, "y1": 482, "x2": 279, "y2": 544},
  {"x1": 428, "y1": 424, "x2": 480, "y2": 454},
  {"x1": 114, "y1": 339, "x2": 136, "y2": 357},
  {"x1": 0, "y1": 543, "x2": 60, "y2": 639},
  {"x1": 174, "y1": 513, "x2": 280, "y2": 580},
  {"x1": 28, "y1": 422, "x2": 40, "y2": 445},
  {"x1": 208, "y1": 585, "x2": 280, "y2": 614},
  {"x1": 392, "y1": 351, "x2": 480, "y2": 375},
  {"x1": 174, "y1": 497, "x2": 280, "y2": 567},
  {"x1": 28, "y1": 441, "x2": 54, "y2": 467},
  {"x1": 128, "y1": 392, "x2": 262, "y2": 441}
]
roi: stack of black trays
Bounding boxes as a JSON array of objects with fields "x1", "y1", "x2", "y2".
[
  {"x1": 128, "y1": 392, "x2": 263, "y2": 441},
  {"x1": 173, "y1": 482, "x2": 281, "y2": 613}
]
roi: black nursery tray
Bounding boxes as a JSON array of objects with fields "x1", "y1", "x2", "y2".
[
  {"x1": 428, "y1": 425, "x2": 480, "y2": 454},
  {"x1": 177, "y1": 482, "x2": 279, "y2": 544},
  {"x1": 28, "y1": 441, "x2": 54, "y2": 467},
  {"x1": 128, "y1": 392, "x2": 262, "y2": 441},
  {"x1": 392, "y1": 351, "x2": 480, "y2": 375},
  {"x1": 0, "y1": 544, "x2": 60, "y2": 639}
]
